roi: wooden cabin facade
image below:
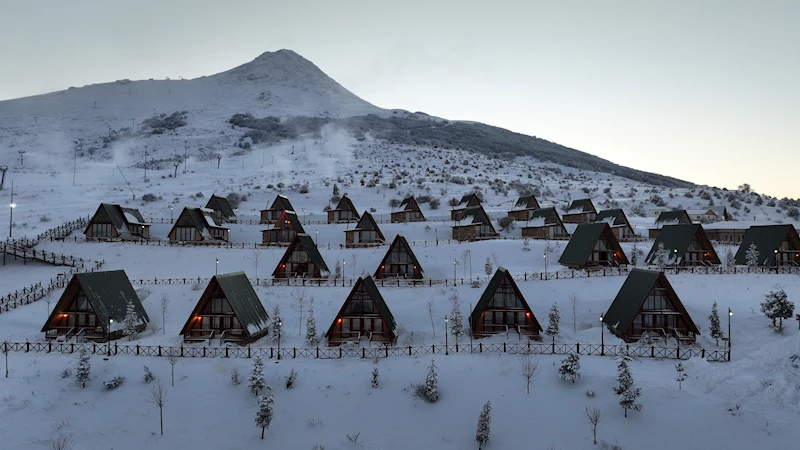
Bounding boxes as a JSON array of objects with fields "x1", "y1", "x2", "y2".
[
  {"x1": 648, "y1": 210, "x2": 692, "y2": 239},
  {"x1": 687, "y1": 209, "x2": 717, "y2": 223},
  {"x1": 260, "y1": 195, "x2": 294, "y2": 224},
  {"x1": 168, "y1": 207, "x2": 229, "y2": 242},
  {"x1": 179, "y1": 272, "x2": 270, "y2": 345},
  {"x1": 205, "y1": 194, "x2": 237, "y2": 223},
  {"x1": 452, "y1": 206, "x2": 499, "y2": 242},
  {"x1": 374, "y1": 235, "x2": 424, "y2": 279},
  {"x1": 272, "y1": 233, "x2": 330, "y2": 278},
  {"x1": 42, "y1": 270, "x2": 149, "y2": 342},
  {"x1": 325, "y1": 275, "x2": 397, "y2": 346},
  {"x1": 470, "y1": 268, "x2": 541, "y2": 338},
  {"x1": 562, "y1": 199, "x2": 597, "y2": 224},
  {"x1": 520, "y1": 207, "x2": 570, "y2": 240},
  {"x1": 84, "y1": 203, "x2": 150, "y2": 240},
  {"x1": 704, "y1": 222, "x2": 752, "y2": 245},
  {"x1": 344, "y1": 211, "x2": 385, "y2": 248},
  {"x1": 262, "y1": 210, "x2": 305, "y2": 244},
  {"x1": 507, "y1": 194, "x2": 542, "y2": 221},
  {"x1": 328, "y1": 195, "x2": 360, "y2": 224},
  {"x1": 593, "y1": 209, "x2": 637, "y2": 241},
  {"x1": 451, "y1": 193, "x2": 482, "y2": 221},
  {"x1": 391, "y1": 196, "x2": 426, "y2": 223},
  {"x1": 558, "y1": 223, "x2": 629, "y2": 269},
  {"x1": 645, "y1": 224, "x2": 721, "y2": 267},
  {"x1": 734, "y1": 224, "x2": 800, "y2": 266},
  {"x1": 603, "y1": 269, "x2": 699, "y2": 343}
]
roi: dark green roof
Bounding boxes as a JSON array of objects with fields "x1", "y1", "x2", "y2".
[
  {"x1": 594, "y1": 209, "x2": 623, "y2": 225},
  {"x1": 567, "y1": 198, "x2": 595, "y2": 213},
  {"x1": 334, "y1": 195, "x2": 360, "y2": 217},
  {"x1": 399, "y1": 196, "x2": 415, "y2": 209},
  {"x1": 559, "y1": 223, "x2": 627, "y2": 266},
  {"x1": 275, "y1": 233, "x2": 329, "y2": 274},
  {"x1": 42, "y1": 270, "x2": 149, "y2": 332},
  {"x1": 645, "y1": 224, "x2": 719, "y2": 264},
  {"x1": 379, "y1": 234, "x2": 424, "y2": 274},
  {"x1": 325, "y1": 275, "x2": 396, "y2": 337},
  {"x1": 185, "y1": 207, "x2": 226, "y2": 232},
  {"x1": 459, "y1": 193, "x2": 481, "y2": 206},
  {"x1": 470, "y1": 267, "x2": 539, "y2": 330},
  {"x1": 351, "y1": 211, "x2": 385, "y2": 241},
  {"x1": 734, "y1": 225, "x2": 800, "y2": 265},
  {"x1": 281, "y1": 211, "x2": 306, "y2": 234},
  {"x1": 528, "y1": 207, "x2": 556, "y2": 220},
  {"x1": 514, "y1": 195, "x2": 540, "y2": 209},
  {"x1": 85, "y1": 203, "x2": 147, "y2": 235},
  {"x1": 207, "y1": 194, "x2": 236, "y2": 218},
  {"x1": 655, "y1": 210, "x2": 691, "y2": 226},
  {"x1": 269, "y1": 194, "x2": 294, "y2": 212},
  {"x1": 603, "y1": 269, "x2": 699, "y2": 335},
  {"x1": 212, "y1": 272, "x2": 270, "y2": 334}
]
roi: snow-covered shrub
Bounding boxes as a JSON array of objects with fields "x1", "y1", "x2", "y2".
[
  {"x1": 231, "y1": 368, "x2": 242, "y2": 386},
  {"x1": 143, "y1": 365, "x2": 155, "y2": 383},
  {"x1": 285, "y1": 369, "x2": 297, "y2": 389},
  {"x1": 103, "y1": 375, "x2": 125, "y2": 389}
]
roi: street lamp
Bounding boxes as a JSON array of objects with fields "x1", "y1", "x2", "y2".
[
  {"x1": 215, "y1": 258, "x2": 219, "y2": 275},
  {"x1": 543, "y1": 252, "x2": 548, "y2": 280},
  {"x1": 775, "y1": 249, "x2": 779, "y2": 271},
  {"x1": 303, "y1": 208, "x2": 307, "y2": 225},
  {"x1": 169, "y1": 205, "x2": 173, "y2": 223},
  {"x1": 673, "y1": 248, "x2": 678, "y2": 272},
  {"x1": 453, "y1": 260, "x2": 457, "y2": 284},
  {"x1": 277, "y1": 320, "x2": 283, "y2": 360},
  {"x1": 728, "y1": 308, "x2": 732, "y2": 361},
  {"x1": 467, "y1": 249, "x2": 472, "y2": 281},
  {"x1": 444, "y1": 316, "x2": 449, "y2": 355},
  {"x1": 107, "y1": 318, "x2": 114, "y2": 356},
  {"x1": 600, "y1": 314, "x2": 605, "y2": 356},
  {"x1": 8, "y1": 179, "x2": 15, "y2": 238},
  {"x1": 315, "y1": 230, "x2": 318, "y2": 246}
]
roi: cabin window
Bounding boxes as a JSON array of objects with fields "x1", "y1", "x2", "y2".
[
  {"x1": 175, "y1": 227, "x2": 195, "y2": 241},
  {"x1": 91, "y1": 223, "x2": 112, "y2": 237},
  {"x1": 345, "y1": 289, "x2": 375, "y2": 314}
]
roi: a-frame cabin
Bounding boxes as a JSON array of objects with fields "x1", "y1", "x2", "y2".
[
  {"x1": 559, "y1": 223, "x2": 629, "y2": 269},
  {"x1": 507, "y1": 194, "x2": 542, "y2": 221},
  {"x1": 84, "y1": 203, "x2": 150, "y2": 240},
  {"x1": 42, "y1": 270, "x2": 149, "y2": 342},
  {"x1": 328, "y1": 195, "x2": 361, "y2": 224},
  {"x1": 562, "y1": 199, "x2": 597, "y2": 224},
  {"x1": 645, "y1": 224, "x2": 721, "y2": 267},
  {"x1": 452, "y1": 205, "x2": 499, "y2": 242},
  {"x1": 451, "y1": 193, "x2": 482, "y2": 221},
  {"x1": 205, "y1": 194, "x2": 237, "y2": 223},
  {"x1": 325, "y1": 275, "x2": 397, "y2": 346},
  {"x1": 734, "y1": 224, "x2": 800, "y2": 266},
  {"x1": 391, "y1": 196, "x2": 426, "y2": 223},
  {"x1": 649, "y1": 210, "x2": 692, "y2": 239},
  {"x1": 262, "y1": 210, "x2": 306, "y2": 244},
  {"x1": 470, "y1": 268, "x2": 542, "y2": 338},
  {"x1": 272, "y1": 233, "x2": 330, "y2": 278},
  {"x1": 520, "y1": 207, "x2": 570, "y2": 240},
  {"x1": 374, "y1": 234, "x2": 424, "y2": 279},
  {"x1": 179, "y1": 272, "x2": 270, "y2": 345},
  {"x1": 345, "y1": 211, "x2": 386, "y2": 248},
  {"x1": 168, "y1": 207, "x2": 229, "y2": 242},
  {"x1": 603, "y1": 269, "x2": 700, "y2": 343},
  {"x1": 260, "y1": 194, "x2": 294, "y2": 224},
  {"x1": 593, "y1": 209, "x2": 637, "y2": 241}
]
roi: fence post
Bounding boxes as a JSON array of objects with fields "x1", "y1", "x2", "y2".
[
  {"x1": 316, "y1": 347, "x2": 320, "y2": 359},
  {"x1": 408, "y1": 345, "x2": 412, "y2": 356},
  {"x1": 576, "y1": 343, "x2": 580, "y2": 354},
  {"x1": 551, "y1": 340, "x2": 555, "y2": 354},
  {"x1": 701, "y1": 348, "x2": 705, "y2": 359},
  {"x1": 651, "y1": 346, "x2": 654, "y2": 358},
  {"x1": 225, "y1": 347, "x2": 229, "y2": 358},
  {"x1": 114, "y1": 342, "x2": 118, "y2": 355},
  {"x1": 136, "y1": 345, "x2": 140, "y2": 355},
  {"x1": 479, "y1": 343, "x2": 483, "y2": 353},
  {"x1": 180, "y1": 345, "x2": 184, "y2": 357},
  {"x1": 248, "y1": 346, "x2": 251, "y2": 358},
  {"x1": 158, "y1": 345, "x2": 162, "y2": 356},
  {"x1": 339, "y1": 347, "x2": 343, "y2": 358},
  {"x1": 293, "y1": 347, "x2": 296, "y2": 359},
  {"x1": 362, "y1": 347, "x2": 365, "y2": 359}
]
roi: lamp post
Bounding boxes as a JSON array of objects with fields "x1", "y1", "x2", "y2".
[
  {"x1": 303, "y1": 208, "x2": 307, "y2": 225},
  {"x1": 107, "y1": 318, "x2": 114, "y2": 356},
  {"x1": 453, "y1": 260, "x2": 457, "y2": 284},
  {"x1": 543, "y1": 252, "x2": 548, "y2": 280},
  {"x1": 467, "y1": 249, "x2": 472, "y2": 281},
  {"x1": 8, "y1": 180, "x2": 15, "y2": 238},
  {"x1": 728, "y1": 308, "x2": 732, "y2": 361},
  {"x1": 143, "y1": 145, "x2": 148, "y2": 182},
  {"x1": 600, "y1": 314, "x2": 605, "y2": 356},
  {"x1": 775, "y1": 249, "x2": 779, "y2": 272},
  {"x1": 215, "y1": 258, "x2": 219, "y2": 275},
  {"x1": 170, "y1": 205, "x2": 173, "y2": 223},
  {"x1": 315, "y1": 230, "x2": 318, "y2": 246},
  {"x1": 277, "y1": 320, "x2": 282, "y2": 360},
  {"x1": 444, "y1": 316, "x2": 449, "y2": 355},
  {"x1": 673, "y1": 248, "x2": 678, "y2": 272},
  {"x1": 183, "y1": 140, "x2": 188, "y2": 173}
]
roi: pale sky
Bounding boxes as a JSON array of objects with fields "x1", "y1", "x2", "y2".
[{"x1": 2, "y1": 0, "x2": 798, "y2": 198}]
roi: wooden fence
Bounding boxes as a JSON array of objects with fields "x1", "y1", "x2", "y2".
[{"x1": 0, "y1": 340, "x2": 730, "y2": 362}]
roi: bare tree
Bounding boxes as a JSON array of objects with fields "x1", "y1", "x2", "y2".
[
  {"x1": 167, "y1": 349, "x2": 178, "y2": 387},
  {"x1": 569, "y1": 291, "x2": 580, "y2": 334},
  {"x1": 160, "y1": 292, "x2": 170, "y2": 335},
  {"x1": 148, "y1": 380, "x2": 167, "y2": 435},
  {"x1": 44, "y1": 290, "x2": 53, "y2": 317},
  {"x1": 292, "y1": 287, "x2": 313, "y2": 335},
  {"x1": 584, "y1": 406, "x2": 604, "y2": 445},
  {"x1": 252, "y1": 248, "x2": 262, "y2": 279},
  {"x1": 518, "y1": 350, "x2": 541, "y2": 394},
  {"x1": 426, "y1": 299, "x2": 436, "y2": 337},
  {"x1": 49, "y1": 434, "x2": 76, "y2": 450},
  {"x1": 460, "y1": 250, "x2": 469, "y2": 278},
  {"x1": 350, "y1": 253, "x2": 358, "y2": 279}
]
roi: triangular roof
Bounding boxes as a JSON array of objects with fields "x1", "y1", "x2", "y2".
[
  {"x1": 84, "y1": 203, "x2": 147, "y2": 235},
  {"x1": 709, "y1": 205, "x2": 729, "y2": 220},
  {"x1": 558, "y1": 222, "x2": 628, "y2": 266},
  {"x1": 454, "y1": 205, "x2": 492, "y2": 226},
  {"x1": 603, "y1": 269, "x2": 700, "y2": 336},
  {"x1": 375, "y1": 234, "x2": 424, "y2": 275},
  {"x1": 458, "y1": 193, "x2": 482, "y2": 207},
  {"x1": 172, "y1": 207, "x2": 228, "y2": 237},
  {"x1": 42, "y1": 270, "x2": 149, "y2": 332},
  {"x1": 567, "y1": 198, "x2": 596, "y2": 214},
  {"x1": 178, "y1": 272, "x2": 270, "y2": 337},
  {"x1": 528, "y1": 207, "x2": 557, "y2": 221},
  {"x1": 268, "y1": 194, "x2": 294, "y2": 212},
  {"x1": 325, "y1": 275, "x2": 397, "y2": 338},
  {"x1": 350, "y1": 211, "x2": 385, "y2": 240},
  {"x1": 273, "y1": 233, "x2": 330, "y2": 275},
  {"x1": 645, "y1": 224, "x2": 720, "y2": 265},
  {"x1": 655, "y1": 210, "x2": 691, "y2": 226},
  {"x1": 206, "y1": 194, "x2": 236, "y2": 218},
  {"x1": 470, "y1": 267, "x2": 540, "y2": 330},
  {"x1": 399, "y1": 196, "x2": 421, "y2": 211},
  {"x1": 273, "y1": 210, "x2": 306, "y2": 234},
  {"x1": 333, "y1": 195, "x2": 359, "y2": 215},
  {"x1": 734, "y1": 224, "x2": 800, "y2": 265},
  {"x1": 594, "y1": 209, "x2": 629, "y2": 226},
  {"x1": 513, "y1": 195, "x2": 540, "y2": 210}
]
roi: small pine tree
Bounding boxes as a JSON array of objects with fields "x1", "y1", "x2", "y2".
[
  {"x1": 231, "y1": 368, "x2": 242, "y2": 386},
  {"x1": 725, "y1": 248, "x2": 735, "y2": 268},
  {"x1": 613, "y1": 352, "x2": 642, "y2": 418},
  {"x1": 285, "y1": 368, "x2": 297, "y2": 389},
  {"x1": 760, "y1": 287, "x2": 795, "y2": 332},
  {"x1": 709, "y1": 302, "x2": 723, "y2": 345},
  {"x1": 371, "y1": 367, "x2": 379, "y2": 388},
  {"x1": 271, "y1": 306, "x2": 282, "y2": 342},
  {"x1": 449, "y1": 299, "x2": 464, "y2": 346},
  {"x1": 475, "y1": 400, "x2": 492, "y2": 450},
  {"x1": 255, "y1": 387, "x2": 275, "y2": 439},
  {"x1": 75, "y1": 347, "x2": 91, "y2": 388},
  {"x1": 143, "y1": 365, "x2": 155, "y2": 383},
  {"x1": 248, "y1": 356, "x2": 266, "y2": 396},
  {"x1": 639, "y1": 330, "x2": 653, "y2": 345},
  {"x1": 675, "y1": 361, "x2": 687, "y2": 389},
  {"x1": 654, "y1": 242, "x2": 668, "y2": 270},
  {"x1": 545, "y1": 302, "x2": 560, "y2": 337},
  {"x1": 746, "y1": 243, "x2": 759, "y2": 267},
  {"x1": 484, "y1": 257, "x2": 493, "y2": 276},
  {"x1": 332, "y1": 184, "x2": 340, "y2": 197},
  {"x1": 122, "y1": 299, "x2": 138, "y2": 340},
  {"x1": 630, "y1": 243, "x2": 639, "y2": 267},
  {"x1": 306, "y1": 303, "x2": 318, "y2": 345},
  {"x1": 558, "y1": 352, "x2": 581, "y2": 383},
  {"x1": 425, "y1": 359, "x2": 439, "y2": 403},
  {"x1": 334, "y1": 260, "x2": 342, "y2": 279}
]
